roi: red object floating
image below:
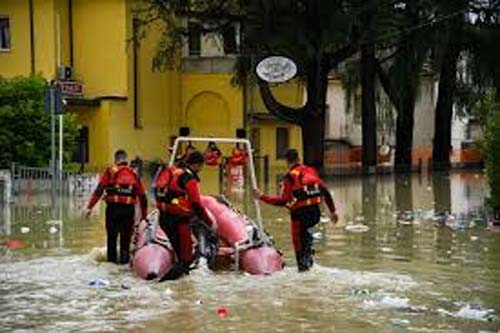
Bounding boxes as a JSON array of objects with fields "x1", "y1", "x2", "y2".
[
  {"x1": 217, "y1": 307, "x2": 228, "y2": 318},
  {"x1": 5, "y1": 239, "x2": 23, "y2": 249}
]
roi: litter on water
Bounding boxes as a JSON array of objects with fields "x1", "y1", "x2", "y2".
[
  {"x1": 345, "y1": 224, "x2": 370, "y2": 233},
  {"x1": 88, "y1": 278, "x2": 110, "y2": 288},
  {"x1": 455, "y1": 304, "x2": 495, "y2": 321},
  {"x1": 312, "y1": 232, "x2": 323, "y2": 240},
  {"x1": 217, "y1": 307, "x2": 228, "y2": 318},
  {"x1": 319, "y1": 216, "x2": 330, "y2": 224},
  {"x1": 20, "y1": 227, "x2": 30, "y2": 234},
  {"x1": 164, "y1": 288, "x2": 174, "y2": 296},
  {"x1": 390, "y1": 318, "x2": 410, "y2": 327},
  {"x1": 49, "y1": 226, "x2": 58, "y2": 234}
]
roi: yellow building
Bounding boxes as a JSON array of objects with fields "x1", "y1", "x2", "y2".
[{"x1": 0, "y1": 0, "x2": 302, "y2": 170}]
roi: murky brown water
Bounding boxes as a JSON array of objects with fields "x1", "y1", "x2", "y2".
[{"x1": 1, "y1": 170, "x2": 500, "y2": 332}]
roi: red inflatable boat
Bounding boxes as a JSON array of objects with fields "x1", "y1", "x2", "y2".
[{"x1": 131, "y1": 195, "x2": 284, "y2": 280}]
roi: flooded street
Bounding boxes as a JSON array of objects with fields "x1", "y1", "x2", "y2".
[{"x1": 1, "y1": 170, "x2": 500, "y2": 332}]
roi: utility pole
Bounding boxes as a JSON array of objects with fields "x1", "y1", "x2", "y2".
[{"x1": 56, "y1": 13, "x2": 64, "y2": 188}]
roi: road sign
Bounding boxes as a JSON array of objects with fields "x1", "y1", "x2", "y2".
[{"x1": 56, "y1": 80, "x2": 83, "y2": 96}]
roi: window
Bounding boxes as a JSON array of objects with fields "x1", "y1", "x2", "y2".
[
  {"x1": 72, "y1": 127, "x2": 89, "y2": 167},
  {"x1": 0, "y1": 17, "x2": 10, "y2": 50},
  {"x1": 188, "y1": 22, "x2": 201, "y2": 56},
  {"x1": 222, "y1": 24, "x2": 237, "y2": 55},
  {"x1": 276, "y1": 127, "x2": 289, "y2": 159}
]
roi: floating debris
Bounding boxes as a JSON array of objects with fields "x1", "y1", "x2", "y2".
[
  {"x1": 217, "y1": 307, "x2": 228, "y2": 318},
  {"x1": 319, "y1": 217, "x2": 330, "y2": 224},
  {"x1": 273, "y1": 300, "x2": 284, "y2": 307},
  {"x1": 390, "y1": 318, "x2": 410, "y2": 327},
  {"x1": 455, "y1": 304, "x2": 495, "y2": 321},
  {"x1": 121, "y1": 283, "x2": 130, "y2": 290},
  {"x1": 397, "y1": 220, "x2": 412, "y2": 226},
  {"x1": 49, "y1": 226, "x2": 58, "y2": 234},
  {"x1": 164, "y1": 288, "x2": 173, "y2": 296},
  {"x1": 380, "y1": 247, "x2": 394, "y2": 253},
  {"x1": 20, "y1": 227, "x2": 30, "y2": 234},
  {"x1": 362, "y1": 295, "x2": 410, "y2": 310},
  {"x1": 88, "y1": 278, "x2": 110, "y2": 288},
  {"x1": 345, "y1": 224, "x2": 370, "y2": 233},
  {"x1": 349, "y1": 288, "x2": 373, "y2": 297},
  {"x1": 312, "y1": 232, "x2": 323, "y2": 240}
]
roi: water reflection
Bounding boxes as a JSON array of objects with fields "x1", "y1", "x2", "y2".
[{"x1": 1, "y1": 171, "x2": 500, "y2": 332}]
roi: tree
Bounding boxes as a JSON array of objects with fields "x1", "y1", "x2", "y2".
[
  {"x1": 376, "y1": 0, "x2": 434, "y2": 172},
  {"x1": 0, "y1": 75, "x2": 79, "y2": 169}
]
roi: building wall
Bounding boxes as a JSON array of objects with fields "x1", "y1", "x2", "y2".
[
  {"x1": 181, "y1": 73, "x2": 244, "y2": 155},
  {"x1": 72, "y1": 0, "x2": 127, "y2": 97},
  {"x1": 248, "y1": 81, "x2": 304, "y2": 166},
  {"x1": 74, "y1": 104, "x2": 111, "y2": 170},
  {"x1": 326, "y1": 76, "x2": 439, "y2": 166},
  {"x1": 33, "y1": 0, "x2": 57, "y2": 78},
  {"x1": 0, "y1": 1, "x2": 31, "y2": 77}
]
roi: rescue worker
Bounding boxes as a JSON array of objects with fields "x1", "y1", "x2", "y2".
[
  {"x1": 155, "y1": 150, "x2": 217, "y2": 281},
  {"x1": 85, "y1": 149, "x2": 148, "y2": 264},
  {"x1": 254, "y1": 149, "x2": 338, "y2": 272}
]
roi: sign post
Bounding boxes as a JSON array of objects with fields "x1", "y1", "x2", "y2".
[{"x1": 44, "y1": 84, "x2": 63, "y2": 195}]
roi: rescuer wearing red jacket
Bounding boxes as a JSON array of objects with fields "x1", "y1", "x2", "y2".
[
  {"x1": 155, "y1": 151, "x2": 216, "y2": 281},
  {"x1": 85, "y1": 150, "x2": 148, "y2": 264},
  {"x1": 254, "y1": 149, "x2": 338, "y2": 271}
]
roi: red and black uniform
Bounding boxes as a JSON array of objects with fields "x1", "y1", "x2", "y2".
[
  {"x1": 87, "y1": 162, "x2": 147, "y2": 264},
  {"x1": 204, "y1": 146, "x2": 222, "y2": 166},
  {"x1": 229, "y1": 146, "x2": 248, "y2": 166},
  {"x1": 259, "y1": 164, "x2": 336, "y2": 271},
  {"x1": 154, "y1": 164, "x2": 213, "y2": 280}
]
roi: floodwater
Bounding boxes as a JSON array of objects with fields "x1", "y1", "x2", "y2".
[{"x1": 1, "y1": 170, "x2": 500, "y2": 332}]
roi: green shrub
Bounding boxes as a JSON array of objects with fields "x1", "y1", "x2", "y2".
[{"x1": 0, "y1": 75, "x2": 79, "y2": 169}]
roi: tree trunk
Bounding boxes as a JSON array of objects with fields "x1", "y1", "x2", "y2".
[
  {"x1": 301, "y1": 112, "x2": 325, "y2": 169},
  {"x1": 300, "y1": 54, "x2": 330, "y2": 170},
  {"x1": 395, "y1": 96, "x2": 416, "y2": 172},
  {"x1": 432, "y1": 44, "x2": 459, "y2": 171},
  {"x1": 361, "y1": 43, "x2": 378, "y2": 172}
]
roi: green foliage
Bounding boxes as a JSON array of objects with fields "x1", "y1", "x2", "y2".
[
  {"x1": 481, "y1": 93, "x2": 500, "y2": 212},
  {"x1": 0, "y1": 75, "x2": 80, "y2": 169}
]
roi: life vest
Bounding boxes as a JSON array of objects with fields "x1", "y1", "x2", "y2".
[
  {"x1": 104, "y1": 165, "x2": 140, "y2": 205},
  {"x1": 156, "y1": 166, "x2": 195, "y2": 215},
  {"x1": 229, "y1": 147, "x2": 247, "y2": 166},
  {"x1": 204, "y1": 148, "x2": 222, "y2": 166},
  {"x1": 286, "y1": 164, "x2": 322, "y2": 211},
  {"x1": 154, "y1": 165, "x2": 174, "y2": 207}
]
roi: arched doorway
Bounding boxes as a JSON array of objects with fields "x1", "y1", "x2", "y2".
[{"x1": 186, "y1": 92, "x2": 231, "y2": 137}]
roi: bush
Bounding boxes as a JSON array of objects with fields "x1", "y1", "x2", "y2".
[
  {"x1": 484, "y1": 100, "x2": 500, "y2": 214},
  {"x1": 0, "y1": 75, "x2": 79, "y2": 169}
]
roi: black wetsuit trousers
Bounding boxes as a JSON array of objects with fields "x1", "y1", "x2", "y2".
[
  {"x1": 291, "y1": 205, "x2": 321, "y2": 271},
  {"x1": 105, "y1": 203, "x2": 135, "y2": 264}
]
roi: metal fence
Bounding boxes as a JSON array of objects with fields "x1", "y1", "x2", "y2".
[{"x1": 10, "y1": 163, "x2": 98, "y2": 196}]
